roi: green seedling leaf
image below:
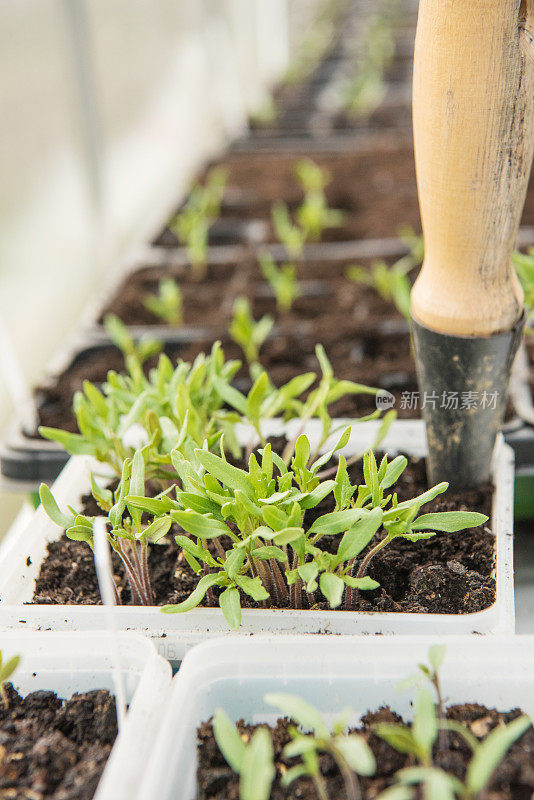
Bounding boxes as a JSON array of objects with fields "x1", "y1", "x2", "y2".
[
  {"x1": 411, "y1": 512, "x2": 488, "y2": 532},
  {"x1": 126, "y1": 495, "x2": 176, "y2": 515},
  {"x1": 298, "y1": 562, "x2": 319, "y2": 590},
  {"x1": 343, "y1": 575, "x2": 379, "y2": 590},
  {"x1": 240, "y1": 727, "x2": 275, "y2": 800},
  {"x1": 38, "y1": 427, "x2": 97, "y2": 456},
  {"x1": 234, "y1": 574, "x2": 270, "y2": 601},
  {"x1": 172, "y1": 510, "x2": 232, "y2": 540},
  {"x1": 412, "y1": 688, "x2": 438, "y2": 762},
  {"x1": 375, "y1": 786, "x2": 415, "y2": 800},
  {"x1": 213, "y1": 708, "x2": 246, "y2": 773},
  {"x1": 337, "y1": 508, "x2": 383, "y2": 562},
  {"x1": 397, "y1": 767, "x2": 460, "y2": 800},
  {"x1": 225, "y1": 547, "x2": 246, "y2": 579},
  {"x1": 251, "y1": 546, "x2": 286, "y2": 562},
  {"x1": 428, "y1": 645, "x2": 446, "y2": 672},
  {"x1": 335, "y1": 734, "x2": 376, "y2": 776},
  {"x1": 67, "y1": 522, "x2": 95, "y2": 544},
  {"x1": 176, "y1": 492, "x2": 221, "y2": 516},
  {"x1": 39, "y1": 484, "x2": 76, "y2": 529},
  {"x1": 382, "y1": 455, "x2": 408, "y2": 489},
  {"x1": 0, "y1": 654, "x2": 20, "y2": 686},
  {"x1": 161, "y1": 573, "x2": 221, "y2": 613},
  {"x1": 90, "y1": 474, "x2": 113, "y2": 512},
  {"x1": 195, "y1": 449, "x2": 255, "y2": 499},
  {"x1": 273, "y1": 527, "x2": 304, "y2": 545},
  {"x1": 308, "y1": 508, "x2": 367, "y2": 537},
  {"x1": 140, "y1": 517, "x2": 172, "y2": 543},
  {"x1": 374, "y1": 724, "x2": 417, "y2": 756},
  {"x1": 319, "y1": 572, "x2": 345, "y2": 608},
  {"x1": 219, "y1": 587, "x2": 242, "y2": 630},
  {"x1": 266, "y1": 693, "x2": 329, "y2": 738},
  {"x1": 466, "y1": 714, "x2": 531, "y2": 795}
]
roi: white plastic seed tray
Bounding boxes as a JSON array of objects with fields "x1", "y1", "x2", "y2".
[
  {"x1": 139, "y1": 634, "x2": 534, "y2": 800},
  {"x1": 0, "y1": 421, "x2": 515, "y2": 663},
  {"x1": 0, "y1": 631, "x2": 171, "y2": 800}
]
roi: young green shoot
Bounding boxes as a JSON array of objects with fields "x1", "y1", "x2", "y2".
[
  {"x1": 0, "y1": 651, "x2": 20, "y2": 708},
  {"x1": 213, "y1": 709, "x2": 275, "y2": 800},
  {"x1": 258, "y1": 251, "x2": 301, "y2": 313},
  {"x1": 267, "y1": 693, "x2": 376, "y2": 800},
  {"x1": 294, "y1": 158, "x2": 345, "y2": 242},
  {"x1": 169, "y1": 167, "x2": 227, "y2": 278},
  {"x1": 376, "y1": 647, "x2": 532, "y2": 800},
  {"x1": 38, "y1": 341, "x2": 242, "y2": 474},
  {"x1": 143, "y1": 278, "x2": 183, "y2": 326},
  {"x1": 39, "y1": 451, "x2": 173, "y2": 606},
  {"x1": 346, "y1": 231, "x2": 423, "y2": 321},
  {"x1": 344, "y1": 9, "x2": 397, "y2": 118},
  {"x1": 104, "y1": 314, "x2": 163, "y2": 365},
  {"x1": 229, "y1": 296, "x2": 274, "y2": 366},
  {"x1": 271, "y1": 202, "x2": 306, "y2": 259},
  {"x1": 156, "y1": 431, "x2": 486, "y2": 628},
  {"x1": 343, "y1": 450, "x2": 488, "y2": 609}
]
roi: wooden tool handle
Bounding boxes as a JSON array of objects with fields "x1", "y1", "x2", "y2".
[{"x1": 411, "y1": 0, "x2": 534, "y2": 336}]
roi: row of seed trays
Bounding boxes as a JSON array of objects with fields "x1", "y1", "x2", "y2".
[
  {"x1": 0, "y1": 149, "x2": 520, "y2": 644},
  {"x1": 2, "y1": 1, "x2": 534, "y2": 798},
  {"x1": 5, "y1": 142, "x2": 534, "y2": 482}
]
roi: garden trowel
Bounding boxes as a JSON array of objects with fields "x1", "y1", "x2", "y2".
[{"x1": 411, "y1": 0, "x2": 534, "y2": 489}]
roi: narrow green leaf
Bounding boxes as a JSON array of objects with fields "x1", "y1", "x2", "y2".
[
  {"x1": 466, "y1": 715, "x2": 531, "y2": 795},
  {"x1": 319, "y1": 572, "x2": 345, "y2": 608},
  {"x1": 382, "y1": 456, "x2": 408, "y2": 489},
  {"x1": 219, "y1": 587, "x2": 242, "y2": 630},
  {"x1": 273, "y1": 527, "x2": 304, "y2": 545},
  {"x1": 412, "y1": 511, "x2": 488, "y2": 532},
  {"x1": 337, "y1": 508, "x2": 383, "y2": 562},
  {"x1": 266, "y1": 693, "x2": 329, "y2": 738},
  {"x1": 335, "y1": 734, "x2": 376, "y2": 776},
  {"x1": 212, "y1": 709, "x2": 246, "y2": 773},
  {"x1": 225, "y1": 548, "x2": 246, "y2": 579},
  {"x1": 412, "y1": 688, "x2": 438, "y2": 759},
  {"x1": 234, "y1": 574, "x2": 270, "y2": 601},
  {"x1": 161, "y1": 573, "x2": 221, "y2": 613},
  {"x1": 0, "y1": 655, "x2": 20, "y2": 685},
  {"x1": 195, "y1": 449, "x2": 255, "y2": 498},
  {"x1": 240, "y1": 727, "x2": 275, "y2": 800},
  {"x1": 39, "y1": 484, "x2": 76, "y2": 529},
  {"x1": 171, "y1": 510, "x2": 232, "y2": 539},
  {"x1": 374, "y1": 724, "x2": 417, "y2": 756},
  {"x1": 140, "y1": 517, "x2": 171, "y2": 543},
  {"x1": 428, "y1": 645, "x2": 446, "y2": 672},
  {"x1": 38, "y1": 427, "x2": 96, "y2": 456},
  {"x1": 308, "y1": 508, "x2": 366, "y2": 537}
]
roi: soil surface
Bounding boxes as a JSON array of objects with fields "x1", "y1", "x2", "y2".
[
  {"x1": 197, "y1": 704, "x2": 534, "y2": 800},
  {"x1": 0, "y1": 683, "x2": 117, "y2": 800},
  {"x1": 153, "y1": 143, "x2": 421, "y2": 248},
  {"x1": 32, "y1": 451, "x2": 495, "y2": 615},
  {"x1": 34, "y1": 271, "x2": 416, "y2": 437},
  {"x1": 98, "y1": 255, "x2": 405, "y2": 329},
  {"x1": 153, "y1": 143, "x2": 534, "y2": 249}
]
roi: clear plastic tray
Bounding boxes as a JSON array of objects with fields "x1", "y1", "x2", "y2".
[
  {"x1": 0, "y1": 421, "x2": 515, "y2": 664},
  {"x1": 0, "y1": 631, "x2": 171, "y2": 800}
]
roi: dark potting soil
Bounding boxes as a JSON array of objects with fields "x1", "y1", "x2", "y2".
[
  {"x1": 0, "y1": 683, "x2": 117, "y2": 800},
  {"x1": 98, "y1": 254, "x2": 405, "y2": 329},
  {"x1": 32, "y1": 451, "x2": 495, "y2": 615},
  {"x1": 153, "y1": 143, "x2": 421, "y2": 248},
  {"x1": 197, "y1": 705, "x2": 534, "y2": 800},
  {"x1": 153, "y1": 142, "x2": 534, "y2": 249}
]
